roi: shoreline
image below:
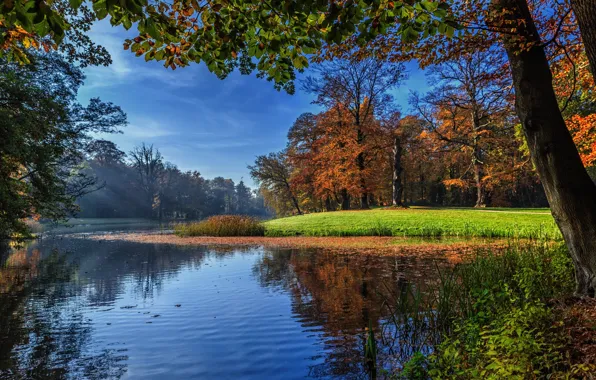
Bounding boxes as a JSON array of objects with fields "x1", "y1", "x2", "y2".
[{"x1": 86, "y1": 232, "x2": 516, "y2": 262}]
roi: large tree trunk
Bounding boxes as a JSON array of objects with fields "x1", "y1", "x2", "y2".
[
  {"x1": 392, "y1": 134, "x2": 406, "y2": 207},
  {"x1": 570, "y1": 0, "x2": 596, "y2": 79},
  {"x1": 496, "y1": 0, "x2": 596, "y2": 296},
  {"x1": 340, "y1": 188, "x2": 351, "y2": 210}
]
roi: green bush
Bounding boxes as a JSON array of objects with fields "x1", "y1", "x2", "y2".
[{"x1": 174, "y1": 215, "x2": 265, "y2": 237}]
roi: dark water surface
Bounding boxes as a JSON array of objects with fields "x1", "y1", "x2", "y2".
[{"x1": 0, "y1": 236, "x2": 445, "y2": 379}]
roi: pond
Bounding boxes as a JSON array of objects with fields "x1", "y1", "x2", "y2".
[{"x1": 0, "y1": 235, "x2": 448, "y2": 379}]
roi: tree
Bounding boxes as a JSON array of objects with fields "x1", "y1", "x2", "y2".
[
  {"x1": 379, "y1": 112, "x2": 408, "y2": 207},
  {"x1": 570, "y1": 0, "x2": 596, "y2": 78},
  {"x1": 303, "y1": 58, "x2": 404, "y2": 208},
  {"x1": 129, "y1": 143, "x2": 164, "y2": 219},
  {"x1": 249, "y1": 151, "x2": 302, "y2": 215},
  {"x1": 491, "y1": 0, "x2": 596, "y2": 295},
  {"x1": 86, "y1": 140, "x2": 126, "y2": 166},
  {"x1": 0, "y1": 53, "x2": 126, "y2": 238},
  {"x1": 235, "y1": 180, "x2": 251, "y2": 214},
  {"x1": 412, "y1": 48, "x2": 513, "y2": 207}
]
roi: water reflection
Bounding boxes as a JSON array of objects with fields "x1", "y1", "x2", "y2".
[
  {"x1": 1, "y1": 238, "x2": 446, "y2": 379},
  {"x1": 253, "y1": 250, "x2": 441, "y2": 378}
]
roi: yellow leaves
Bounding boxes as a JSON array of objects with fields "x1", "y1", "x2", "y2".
[{"x1": 443, "y1": 179, "x2": 468, "y2": 189}]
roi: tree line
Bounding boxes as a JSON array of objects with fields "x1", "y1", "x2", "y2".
[
  {"x1": 81, "y1": 141, "x2": 268, "y2": 219},
  {"x1": 249, "y1": 51, "x2": 580, "y2": 216}
]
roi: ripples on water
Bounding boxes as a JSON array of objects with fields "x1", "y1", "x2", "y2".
[{"x1": 0, "y1": 236, "x2": 447, "y2": 379}]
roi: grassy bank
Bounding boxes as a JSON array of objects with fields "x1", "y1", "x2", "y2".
[
  {"x1": 263, "y1": 207, "x2": 560, "y2": 239},
  {"x1": 387, "y1": 242, "x2": 595, "y2": 378}
]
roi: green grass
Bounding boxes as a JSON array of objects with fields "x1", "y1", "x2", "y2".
[{"x1": 263, "y1": 207, "x2": 561, "y2": 240}]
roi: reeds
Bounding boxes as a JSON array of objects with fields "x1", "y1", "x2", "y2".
[{"x1": 174, "y1": 215, "x2": 265, "y2": 237}]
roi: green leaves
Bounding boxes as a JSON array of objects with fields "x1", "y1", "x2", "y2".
[
  {"x1": 420, "y1": 1, "x2": 438, "y2": 12},
  {"x1": 0, "y1": 0, "x2": 459, "y2": 88},
  {"x1": 69, "y1": 0, "x2": 83, "y2": 9},
  {"x1": 292, "y1": 55, "x2": 308, "y2": 70},
  {"x1": 92, "y1": 0, "x2": 108, "y2": 20}
]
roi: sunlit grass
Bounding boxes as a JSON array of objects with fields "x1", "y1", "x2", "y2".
[{"x1": 263, "y1": 207, "x2": 561, "y2": 240}]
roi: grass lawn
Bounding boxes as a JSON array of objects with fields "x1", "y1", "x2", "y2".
[{"x1": 263, "y1": 207, "x2": 560, "y2": 239}]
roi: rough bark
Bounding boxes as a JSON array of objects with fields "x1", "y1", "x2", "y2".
[
  {"x1": 496, "y1": 0, "x2": 596, "y2": 296},
  {"x1": 570, "y1": 0, "x2": 596, "y2": 79},
  {"x1": 392, "y1": 134, "x2": 406, "y2": 207}
]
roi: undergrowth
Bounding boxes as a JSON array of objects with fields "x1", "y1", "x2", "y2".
[{"x1": 386, "y1": 242, "x2": 594, "y2": 379}]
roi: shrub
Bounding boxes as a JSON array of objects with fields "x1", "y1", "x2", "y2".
[{"x1": 174, "y1": 215, "x2": 265, "y2": 237}]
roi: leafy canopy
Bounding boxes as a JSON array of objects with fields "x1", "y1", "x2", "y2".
[{"x1": 1, "y1": 0, "x2": 456, "y2": 92}]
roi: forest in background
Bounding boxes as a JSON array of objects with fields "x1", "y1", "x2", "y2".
[
  {"x1": 250, "y1": 50, "x2": 595, "y2": 216},
  {"x1": 79, "y1": 142, "x2": 268, "y2": 220}
]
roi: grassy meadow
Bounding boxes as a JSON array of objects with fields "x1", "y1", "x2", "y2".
[{"x1": 263, "y1": 207, "x2": 560, "y2": 240}]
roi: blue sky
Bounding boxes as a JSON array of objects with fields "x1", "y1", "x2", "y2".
[{"x1": 80, "y1": 21, "x2": 428, "y2": 187}]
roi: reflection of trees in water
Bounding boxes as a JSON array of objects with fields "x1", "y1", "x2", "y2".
[
  {"x1": 0, "y1": 239, "x2": 249, "y2": 379},
  {"x1": 0, "y1": 245, "x2": 127, "y2": 379},
  {"x1": 253, "y1": 248, "x2": 444, "y2": 379}
]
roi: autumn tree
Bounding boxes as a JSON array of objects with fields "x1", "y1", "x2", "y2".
[
  {"x1": 412, "y1": 48, "x2": 513, "y2": 207},
  {"x1": 303, "y1": 58, "x2": 404, "y2": 208},
  {"x1": 380, "y1": 112, "x2": 424, "y2": 208},
  {"x1": 249, "y1": 151, "x2": 302, "y2": 215},
  {"x1": 286, "y1": 113, "x2": 327, "y2": 210}
]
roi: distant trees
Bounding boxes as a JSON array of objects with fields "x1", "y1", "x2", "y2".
[
  {"x1": 78, "y1": 144, "x2": 268, "y2": 220},
  {"x1": 412, "y1": 49, "x2": 514, "y2": 207},
  {"x1": 129, "y1": 144, "x2": 164, "y2": 218}
]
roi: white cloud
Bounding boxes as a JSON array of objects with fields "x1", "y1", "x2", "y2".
[
  {"x1": 81, "y1": 20, "x2": 199, "y2": 91},
  {"x1": 125, "y1": 119, "x2": 177, "y2": 139}
]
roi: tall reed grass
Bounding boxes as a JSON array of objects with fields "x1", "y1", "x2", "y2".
[{"x1": 174, "y1": 215, "x2": 265, "y2": 237}]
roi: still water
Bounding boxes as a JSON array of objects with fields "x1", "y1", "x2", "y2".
[{"x1": 0, "y1": 236, "x2": 445, "y2": 379}]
